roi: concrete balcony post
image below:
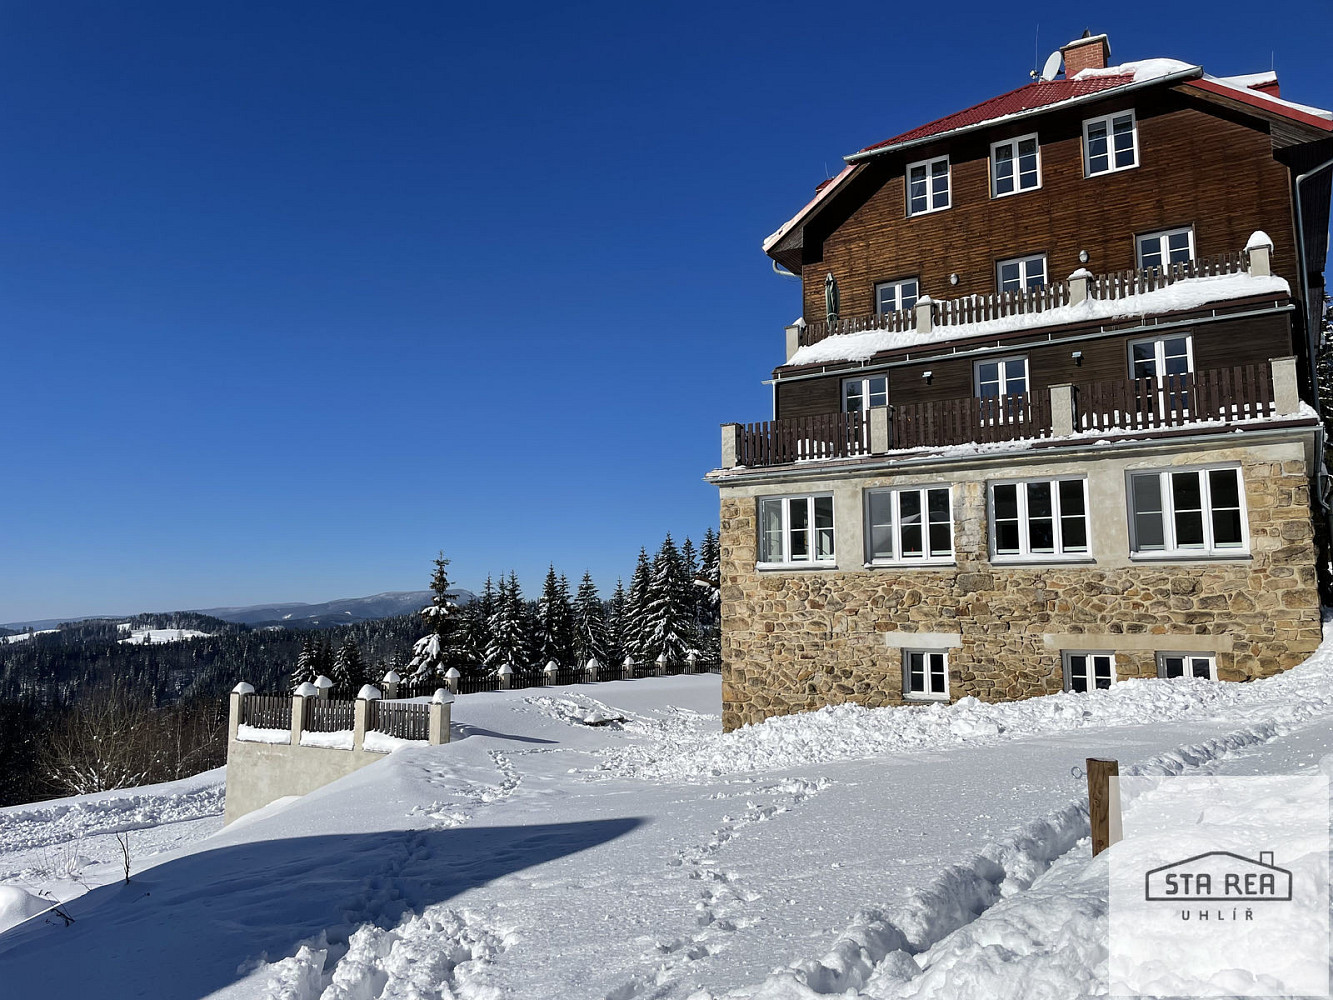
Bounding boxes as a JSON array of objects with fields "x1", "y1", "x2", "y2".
[
  {"x1": 291, "y1": 682, "x2": 317, "y2": 745},
  {"x1": 499, "y1": 663, "x2": 515, "y2": 690},
  {"x1": 353, "y1": 684, "x2": 381, "y2": 751},
  {"x1": 381, "y1": 670, "x2": 401, "y2": 699},
  {"x1": 1271, "y1": 356, "x2": 1300, "y2": 415},
  {"x1": 1246, "y1": 232, "x2": 1274, "y2": 277},
  {"x1": 429, "y1": 689, "x2": 454, "y2": 745},
  {"x1": 869, "y1": 406, "x2": 890, "y2": 453},
  {"x1": 721, "y1": 423, "x2": 740, "y2": 469},
  {"x1": 913, "y1": 295, "x2": 934, "y2": 334},
  {"x1": 314, "y1": 675, "x2": 333, "y2": 700},
  {"x1": 785, "y1": 321, "x2": 804, "y2": 362},
  {"x1": 1049, "y1": 384, "x2": 1076, "y2": 436},
  {"x1": 229, "y1": 682, "x2": 254, "y2": 741},
  {"x1": 444, "y1": 667, "x2": 461, "y2": 694},
  {"x1": 1068, "y1": 268, "x2": 1093, "y2": 305}
]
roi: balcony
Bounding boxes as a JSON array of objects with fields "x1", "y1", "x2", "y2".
[{"x1": 720, "y1": 359, "x2": 1300, "y2": 471}]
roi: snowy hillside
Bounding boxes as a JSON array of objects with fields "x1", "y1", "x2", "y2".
[
  {"x1": 116, "y1": 624, "x2": 214, "y2": 645},
  {"x1": 1, "y1": 630, "x2": 1331, "y2": 998},
  {"x1": 1, "y1": 629, "x2": 59, "y2": 644}
]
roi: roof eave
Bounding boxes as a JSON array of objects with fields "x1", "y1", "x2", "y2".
[{"x1": 843, "y1": 67, "x2": 1204, "y2": 164}]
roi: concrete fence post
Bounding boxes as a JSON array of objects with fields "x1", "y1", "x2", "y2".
[
  {"x1": 381, "y1": 670, "x2": 401, "y2": 699},
  {"x1": 913, "y1": 295, "x2": 934, "y2": 333},
  {"x1": 229, "y1": 682, "x2": 254, "y2": 741},
  {"x1": 869, "y1": 406, "x2": 890, "y2": 454},
  {"x1": 1271, "y1": 356, "x2": 1300, "y2": 415},
  {"x1": 1049, "y1": 384, "x2": 1075, "y2": 436},
  {"x1": 543, "y1": 660, "x2": 558, "y2": 685},
  {"x1": 353, "y1": 684, "x2": 381, "y2": 752},
  {"x1": 430, "y1": 689, "x2": 454, "y2": 744},
  {"x1": 314, "y1": 675, "x2": 333, "y2": 700},
  {"x1": 655, "y1": 653, "x2": 668, "y2": 677},
  {"x1": 1246, "y1": 232, "x2": 1274, "y2": 277},
  {"x1": 721, "y1": 423, "x2": 740, "y2": 469},
  {"x1": 622, "y1": 656, "x2": 635, "y2": 681},
  {"x1": 585, "y1": 657, "x2": 600, "y2": 683},
  {"x1": 499, "y1": 663, "x2": 515, "y2": 690},
  {"x1": 685, "y1": 652, "x2": 699, "y2": 674},
  {"x1": 291, "y1": 682, "x2": 317, "y2": 745},
  {"x1": 1068, "y1": 268, "x2": 1093, "y2": 305},
  {"x1": 444, "y1": 667, "x2": 461, "y2": 695}
]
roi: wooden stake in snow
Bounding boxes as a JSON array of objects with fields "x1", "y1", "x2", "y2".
[{"x1": 1087, "y1": 757, "x2": 1121, "y2": 856}]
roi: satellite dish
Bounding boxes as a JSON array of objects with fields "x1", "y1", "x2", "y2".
[{"x1": 1040, "y1": 50, "x2": 1063, "y2": 81}]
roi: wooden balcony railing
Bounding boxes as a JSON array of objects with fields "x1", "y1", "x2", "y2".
[
  {"x1": 1075, "y1": 364, "x2": 1273, "y2": 432},
  {"x1": 722, "y1": 360, "x2": 1295, "y2": 470},
  {"x1": 796, "y1": 248, "x2": 1255, "y2": 350}
]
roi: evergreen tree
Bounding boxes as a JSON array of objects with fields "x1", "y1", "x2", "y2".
[
  {"x1": 535, "y1": 566, "x2": 576, "y2": 666},
  {"x1": 641, "y1": 534, "x2": 696, "y2": 665},
  {"x1": 696, "y1": 527, "x2": 722, "y2": 660},
  {"x1": 487, "y1": 572, "x2": 531, "y2": 671},
  {"x1": 314, "y1": 636, "x2": 335, "y2": 679},
  {"x1": 410, "y1": 551, "x2": 460, "y2": 682},
  {"x1": 621, "y1": 548, "x2": 652, "y2": 662},
  {"x1": 332, "y1": 637, "x2": 365, "y2": 696},
  {"x1": 605, "y1": 577, "x2": 628, "y2": 667},
  {"x1": 572, "y1": 572, "x2": 610, "y2": 668},
  {"x1": 291, "y1": 635, "x2": 318, "y2": 687}
]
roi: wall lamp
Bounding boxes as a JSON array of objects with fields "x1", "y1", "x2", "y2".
[
  {"x1": 1072, "y1": 350, "x2": 1084, "y2": 366},
  {"x1": 922, "y1": 370, "x2": 934, "y2": 383}
]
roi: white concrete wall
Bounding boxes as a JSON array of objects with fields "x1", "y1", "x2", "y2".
[{"x1": 223, "y1": 739, "x2": 386, "y2": 825}]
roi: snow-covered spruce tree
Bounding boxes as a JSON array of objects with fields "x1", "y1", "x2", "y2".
[
  {"x1": 534, "y1": 565, "x2": 576, "y2": 667},
  {"x1": 467, "y1": 575, "x2": 499, "y2": 671},
  {"x1": 332, "y1": 637, "x2": 365, "y2": 697},
  {"x1": 572, "y1": 572, "x2": 610, "y2": 669},
  {"x1": 408, "y1": 552, "x2": 461, "y2": 685},
  {"x1": 291, "y1": 635, "x2": 318, "y2": 687},
  {"x1": 621, "y1": 549, "x2": 652, "y2": 663},
  {"x1": 487, "y1": 572, "x2": 532, "y2": 672},
  {"x1": 605, "y1": 577, "x2": 628, "y2": 667},
  {"x1": 641, "y1": 534, "x2": 696, "y2": 665},
  {"x1": 315, "y1": 636, "x2": 335, "y2": 679},
  {"x1": 696, "y1": 527, "x2": 722, "y2": 661}
]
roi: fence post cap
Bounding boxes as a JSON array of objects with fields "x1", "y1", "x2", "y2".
[
  {"x1": 916, "y1": 294, "x2": 933, "y2": 304},
  {"x1": 382, "y1": 670, "x2": 401, "y2": 684},
  {"x1": 357, "y1": 684, "x2": 382, "y2": 701},
  {"x1": 685, "y1": 651, "x2": 699, "y2": 663},
  {"x1": 232, "y1": 681, "x2": 255, "y2": 695},
  {"x1": 432, "y1": 688, "x2": 455, "y2": 705},
  {"x1": 498, "y1": 663, "x2": 515, "y2": 676},
  {"x1": 1067, "y1": 267, "x2": 1093, "y2": 280},
  {"x1": 314, "y1": 675, "x2": 333, "y2": 690},
  {"x1": 586, "y1": 657, "x2": 601, "y2": 670},
  {"x1": 655, "y1": 653, "x2": 668, "y2": 665},
  {"x1": 1244, "y1": 230, "x2": 1273, "y2": 251},
  {"x1": 544, "y1": 659, "x2": 559, "y2": 673},
  {"x1": 295, "y1": 682, "x2": 318, "y2": 697},
  {"x1": 445, "y1": 667, "x2": 462, "y2": 680},
  {"x1": 622, "y1": 655, "x2": 635, "y2": 666}
]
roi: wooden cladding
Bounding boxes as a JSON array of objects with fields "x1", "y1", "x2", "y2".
[
  {"x1": 800, "y1": 95, "x2": 1298, "y2": 323},
  {"x1": 1075, "y1": 365, "x2": 1274, "y2": 432}
]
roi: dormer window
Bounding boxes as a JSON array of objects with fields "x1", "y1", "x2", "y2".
[
  {"x1": 991, "y1": 134, "x2": 1040, "y2": 196},
  {"x1": 1083, "y1": 110, "x2": 1138, "y2": 175},
  {"x1": 907, "y1": 156, "x2": 950, "y2": 216}
]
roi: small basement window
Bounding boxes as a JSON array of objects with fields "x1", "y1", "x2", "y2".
[
  {"x1": 1064, "y1": 651, "x2": 1115, "y2": 692},
  {"x1": 903, "y1": 649, "x2": 949, "y2": 700},
  {"x1": 1157, "y1": 652, "x2": 1217, "y2": 680}
]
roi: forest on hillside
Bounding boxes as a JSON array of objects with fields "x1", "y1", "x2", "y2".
[{"x1": 0, "y1": 530, "x2": 719, "y2": 807}]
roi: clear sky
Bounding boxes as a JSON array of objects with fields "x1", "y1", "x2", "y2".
[{"x1": 2, "y1": 1, "x2": 1330, "y2": 621}]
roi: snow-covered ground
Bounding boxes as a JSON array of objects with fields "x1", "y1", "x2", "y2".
[
  {"x1": 1, "y1": 628, "x2": 59, "y2": 644},
  {"x1": 116, "y1": 623, "x2": 214, "y2": 644},
  {"x1": 2, "y1": 627, "x2": 1331, "y2": 999}
]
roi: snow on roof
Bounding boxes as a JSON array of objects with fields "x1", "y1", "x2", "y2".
[
  {"x1": 1196, "y1": 73, "x2": 1332, "y2": 123},
  {"x1": 763, "y1": 163, "x2": 856, "y2": 252},
  {"x1": 784, "y1": 272, "x2": 1290, "y2": 368},
  {"x1": 1072, "y1": 57, "x2": 1198, "y2": 84}
]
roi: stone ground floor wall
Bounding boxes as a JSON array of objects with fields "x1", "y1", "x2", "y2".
[{"x1": 717, "y1": 434, "x2": 1323, "y2": 730}]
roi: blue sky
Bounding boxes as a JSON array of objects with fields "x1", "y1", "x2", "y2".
[{"x1": 2, "y1": 1, "x2": 1329, "y2": 621}]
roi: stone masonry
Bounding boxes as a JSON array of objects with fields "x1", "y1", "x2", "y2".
[{"x1": 718, "y1": 450, "x2": 1322, "y2": 731}]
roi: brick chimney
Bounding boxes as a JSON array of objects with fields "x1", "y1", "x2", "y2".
[
  {"x1": 1061, "y1": 32, "x2": 1111, "y2": 78},
  {"x1": 1250, "y1": 76, "x2": 1281, "y2": 98}
]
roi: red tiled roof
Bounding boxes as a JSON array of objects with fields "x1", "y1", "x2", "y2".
[{"x1": 858, "y1": 76, "x2": 1134, "y2": 154}]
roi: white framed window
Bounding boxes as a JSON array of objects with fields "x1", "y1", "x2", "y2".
[
  {"x1": 975, "y1": 356, "x2": 1029, "y2": 398},
  {"x1": 866, "y1": 486, "x2": 953, "y2": 564},
  {"x1": 843, "y1": 375, "x2": 888, "y2": 413},
  {"x1": 758, "y1": 495, "x2": 835, "y2": 567},
  {"x1": 1137, "y1": 226, "x2": 1194, "y2": 270},
  {"x1": 903, "y1": 649, "x2": 949, "y2": 700},
  {"x1": 1128, "y1": 467, "x2": 1246, "y2": 557},
  {"x1": 1083, "y1": 110, "x2": 1138, "y2": 175},
  {"x1": 997, "y1": 253, "x2": 1046, "y2": 293},
  {"x1": 1063, "y1": 651, "x2": 1115, "y2": 692},
  {"x1": 991, "y1": 134, "x2": 1041, "y2": 197},
  {"x1": 907, "y1": 156, "x2": 950, "y2": 216},
  {"x1": 875, "y1": 277, "x2": 919, "y2": 315},
  {"x1": 1157, "y1": 652, "x2": 1217, "y2": 680},
  {"x1": 1129, "y1": 333, "x2": 1193, "y2": 381},
  {"x1": 989, "y1": 478, "x2": 1090, "y2": 560}
]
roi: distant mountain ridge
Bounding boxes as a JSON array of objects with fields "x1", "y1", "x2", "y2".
[{"x1": 2, "y1": 589, "x2": 474, "y2": 632}]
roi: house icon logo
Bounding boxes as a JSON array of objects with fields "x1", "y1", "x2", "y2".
[{"x1": 1145, "y1": 851, "x2": 1292, "y2": 902}]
